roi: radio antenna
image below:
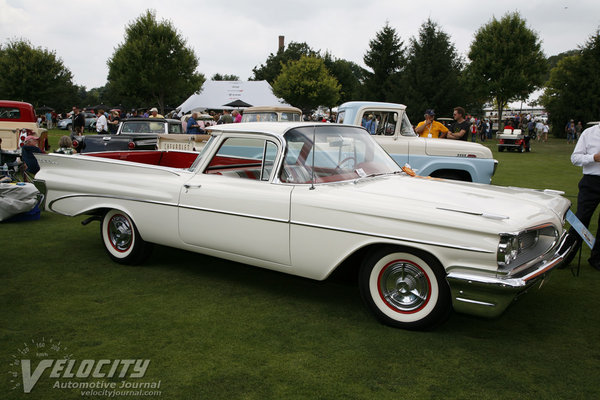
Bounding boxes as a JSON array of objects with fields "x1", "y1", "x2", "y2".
[{"x1": 310, "y1": 125, "x2": 316, "y2": 190}]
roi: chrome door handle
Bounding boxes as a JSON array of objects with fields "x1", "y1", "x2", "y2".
[{"x1": 184, "y1": 184, "x2": 202, "y2": 192}]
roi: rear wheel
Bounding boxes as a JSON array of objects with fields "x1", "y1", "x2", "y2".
[
  {"x1": 101, "y1": 209, "x2": 152, "y2": 264},
  {"x1": 359, "y1": 246, "x2": 451, "y2": 330}
]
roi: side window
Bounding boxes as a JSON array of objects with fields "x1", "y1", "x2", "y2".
[
  {"x1": 205, "y1": 137, "x2": 277, "y2": 181},
  {"x1": 360, "y1": 111, "x2": 397, "y2": 136},
  {"x1": 373, "y1": 111, "x2": 397, "y2": 136},
  {"x1": 261, "y1": 141, "x2": 278, "y2": 181}
]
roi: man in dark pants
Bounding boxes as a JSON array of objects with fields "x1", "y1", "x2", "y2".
[{"x1": 560, "y1": 123, "x2": 600, "y2": 270}]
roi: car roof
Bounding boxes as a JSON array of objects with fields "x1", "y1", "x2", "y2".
[
  {"x1": 244, "y1": 105, "x2": 302, "y2": 113},
  {"x1": 0, "y1": 100, "x2": 34, "y2": 108},
  {"x1": 338, "y1": 101, "x2": 407, "y2": 111},
  {"x1": 121, "y1": 118, "x2": 181, "y2": 123},
  {"x1": 205, "y1": 121, "x2": 347, "y2": 137}
]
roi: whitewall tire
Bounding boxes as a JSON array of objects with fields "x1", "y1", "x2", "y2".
[
  {"x1": 101, "y1": 209, "x2": 152, "y2": 265},
  {"x1": 359, "y1": 246, "x2": 451, "y2": 330}
]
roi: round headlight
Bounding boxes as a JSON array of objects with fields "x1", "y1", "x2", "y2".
[{"x1": 498, "y1": 234, "x2": 519, "y2": 266}]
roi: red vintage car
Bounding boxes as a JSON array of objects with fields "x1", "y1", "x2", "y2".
[{"x1": 0, "y1": 100, "x2": 48, "y2": 165}]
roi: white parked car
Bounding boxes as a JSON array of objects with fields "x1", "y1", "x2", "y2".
[{"x1": 34, "y1": 122, "x2": 572, "y2": 329}]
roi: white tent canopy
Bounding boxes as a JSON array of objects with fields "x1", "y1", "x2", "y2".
[{"x1": 177, "y1": 80, "x2": 289, "y2": 114}]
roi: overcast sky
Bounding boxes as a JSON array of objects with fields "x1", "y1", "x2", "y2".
[{"x1": 1, "y1": 0, "x2": 599, "y2": 90}]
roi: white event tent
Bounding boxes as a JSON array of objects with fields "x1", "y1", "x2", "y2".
[{"x1": 177, "y1": 80, "x2": 289, "y2": 114}]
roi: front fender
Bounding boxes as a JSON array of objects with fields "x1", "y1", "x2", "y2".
[{"x1": 390, "y1": 154, "x2": 496, "y2": 184}]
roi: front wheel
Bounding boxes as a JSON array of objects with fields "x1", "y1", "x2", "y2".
[
  {"x1": 101, "y1": 209, "x2": 152, "y2": 264},
  {"x1": 359, "y1": 246, "x2": 451, "y2": 330}
]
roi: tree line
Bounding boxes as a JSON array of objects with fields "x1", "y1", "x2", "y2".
[{"x1": 0, "y1": 9, "x2": 598, "y2": 137}]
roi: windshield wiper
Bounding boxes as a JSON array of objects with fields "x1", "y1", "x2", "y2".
[{"x1": 353, "y1": 171, "x2": 391, "y2": 183}]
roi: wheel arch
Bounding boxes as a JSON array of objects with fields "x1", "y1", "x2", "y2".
[
  {"x1": 429, "y1": 168, "x2": 472, "y2": 182},
  {"x1": 328, "y1": 242, "x2": 447, "y2": 283},
  {"x1": 71, "y1": 205, "x2": 150, "y2": 242}
]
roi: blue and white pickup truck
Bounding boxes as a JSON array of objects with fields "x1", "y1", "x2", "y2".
[{"x1": 336, "y1": 101, "x2": 497, "y2": 183}]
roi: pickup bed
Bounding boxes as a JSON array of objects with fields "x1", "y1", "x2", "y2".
[
  {"x1": 337, "y1": 101, "x2": 497, "y2": 183},
  {"x1": 72, "y1": 118, "x2": 183, "y2": 153}
]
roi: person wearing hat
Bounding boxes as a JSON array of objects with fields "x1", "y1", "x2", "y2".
[
  {"x1": 149, "y1": 107, "x2": 164, "y2": 118},
  {"x1": 21, "y1": 135, "x2": 44, "y2": 175},
  {"x1": 415, "y1": 109, "x2": 449, "y2": 138}
]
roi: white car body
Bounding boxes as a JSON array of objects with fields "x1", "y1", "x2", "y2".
[{"x1": 34, "y1": 122, "x2": 572, "y2": 329}]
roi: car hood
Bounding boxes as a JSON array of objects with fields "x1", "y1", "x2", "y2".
[{"x1": 291, "y1": 174, "x2": 570, "y2": 248}]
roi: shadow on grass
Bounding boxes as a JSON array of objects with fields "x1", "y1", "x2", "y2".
[{"x1": 144, "y1": 243, "x2": 367, "y2": 320}]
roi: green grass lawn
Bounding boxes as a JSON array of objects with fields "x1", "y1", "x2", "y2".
[{"x1": 1, "y1": 133, "x2": 599, "y2": 399}]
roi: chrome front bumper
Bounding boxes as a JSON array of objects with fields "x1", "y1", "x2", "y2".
[{"x1": 446, "y1": 232, "x2": 573, "y2": 318}]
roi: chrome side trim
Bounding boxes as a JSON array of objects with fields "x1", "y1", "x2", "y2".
[
  {"x1": 49, "y1": 193, "x2": 492, "y2": 254},
  {"x1": 48, "y1": 194, "x2": 179, "y2": 214},
  {"x1": 436, "y1": 207, "x2": 509, "y2": 220},
  {"x1": 291, "y1": 220, "x2": 493, "y2": 254},
  {"x1": 455, "y1": 297, "x2": 495, "y2": 307},
  {"x1": 179, "y1": 204, "x2": 289, "y2": 223}
]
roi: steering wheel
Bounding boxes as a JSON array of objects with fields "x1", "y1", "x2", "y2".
[{"x1": 335, "y1": 156, "x2": 356, "y2": 170}]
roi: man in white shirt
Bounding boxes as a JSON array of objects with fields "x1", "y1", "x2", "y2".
[
  {"x1": 535, "y1": 120, "x2": 544, "y2": 141},
  {"x1": 96, "y1": 109, "x2": 108, "y2": 134},
  {"x1": 561, "y1": 123, "x2": 600, "y2": 270}
]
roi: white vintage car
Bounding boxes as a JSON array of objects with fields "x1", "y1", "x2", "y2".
[{"x1": 34, "y1": 122, "x2": 572, "y2": 329}]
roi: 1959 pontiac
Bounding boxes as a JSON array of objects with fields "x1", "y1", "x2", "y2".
[{"x1": 35, "y1": 122, "x2": 572, "y2": 330}]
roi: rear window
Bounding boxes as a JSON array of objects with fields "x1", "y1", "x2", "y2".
[
  {"x1": 242, "y1": 112, "x2": 278, "y2": 122},
  {"x1": 168, "y1": 123, "x2": 183, "y2": 134},
  {"x1": 0, "y1": 107, "x2": 21, "y2": 120}
]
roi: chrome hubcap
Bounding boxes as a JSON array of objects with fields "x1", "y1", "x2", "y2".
[
  {"x1": 379, "y1": 261, "x2": 429, "y2": 312},
  {"x1": 108, "y1": 215, "x2": 132, "y2": 252}
]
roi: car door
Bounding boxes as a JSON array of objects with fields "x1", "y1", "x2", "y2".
[{"x1": 178, "y1": 135, "x2": 292, "y2": 265}]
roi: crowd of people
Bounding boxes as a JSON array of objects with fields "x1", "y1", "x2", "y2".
[
  {"x1": 409, "y1": 107, "x2": 561, "y2": 146},
  {"x1": 37, "y1": 105, "x2": 590, "y2": 149}
]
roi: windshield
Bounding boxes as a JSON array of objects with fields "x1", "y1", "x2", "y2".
[
  {"x1": 399, "y1": 112, "x2": 416, "y2": 136},
  {"x1": 280, "y1": 125, "x2": 400, "y2": 184},
  {"x1": 189, "y1": 135, "x2": 217, "y2": 170},
  {"x1": 120, "y1": 121, "x2": 165, "y2": 134}
]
